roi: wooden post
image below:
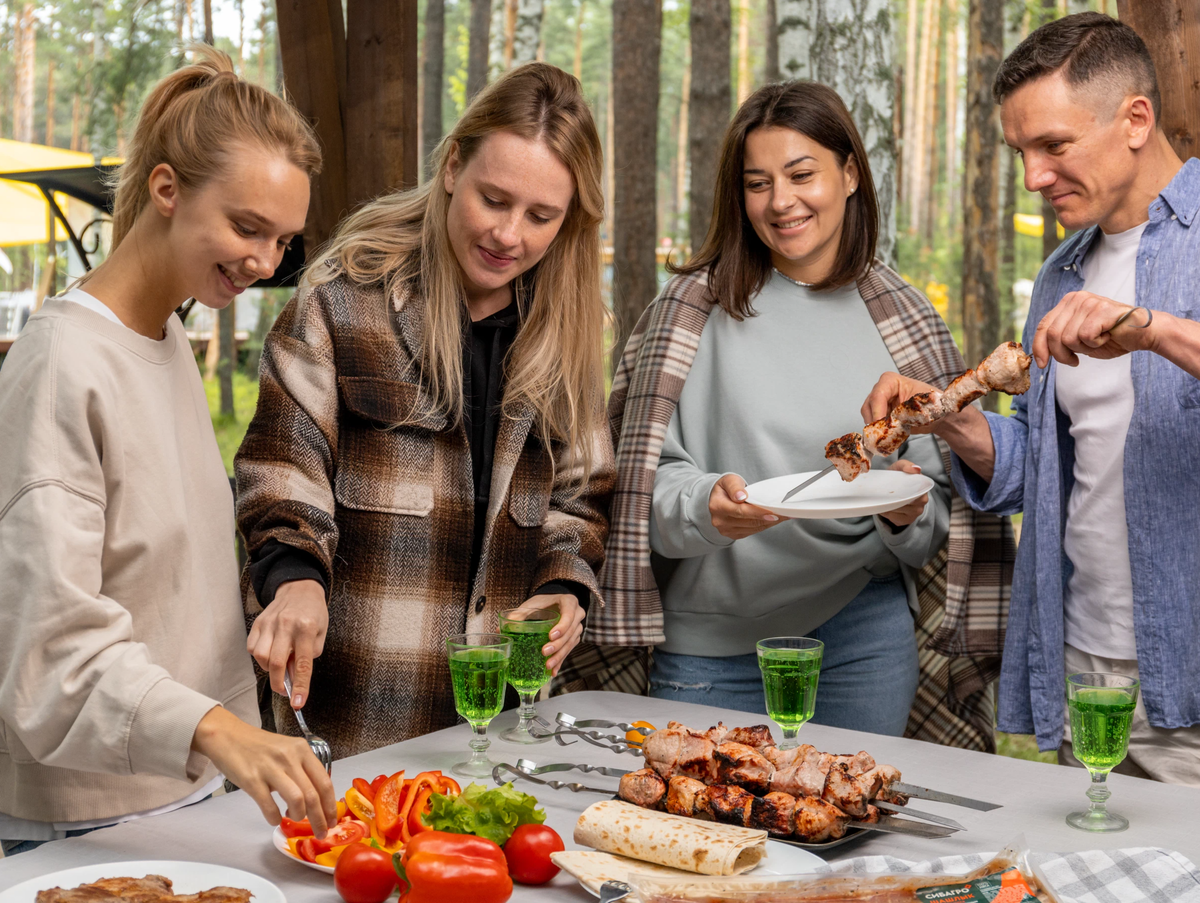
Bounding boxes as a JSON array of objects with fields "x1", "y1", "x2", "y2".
[{"x1": 1117, "y1": 0, "x2": 1200, "y2": 162}]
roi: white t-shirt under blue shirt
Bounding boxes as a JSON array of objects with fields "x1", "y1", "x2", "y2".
[{"x1": 1056, "y1": 221, "x2": 1147, "y2": 661}]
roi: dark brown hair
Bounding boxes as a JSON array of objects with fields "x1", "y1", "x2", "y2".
[
  {"x1": 671, "y1": 80, "x2": 878, "y2": 320},
  {"x1": 992, "y1": 12, "x2": 1160, "y2": 120}
]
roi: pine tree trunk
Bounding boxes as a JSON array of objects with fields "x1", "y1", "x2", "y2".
[
  {"x1": 910, "y1": 0, "x2": 934, "y2": 234},
  {"x1": 764, "y1": 0, "x2": 780, "y2": 82},
  {"x1": 503, "y1": 0, "x2": 518, "y2": 68},
  {"x1": 795, "y1": 0, "x2": 898, "y2": 265},
  {"x1": 512, "y1": 0, "x2": 545, "y2": 65},
  {"x1": 605, "y1": 79, "x2": 615, "y2": 241},
  {"x1": 204, "y1": 0, "x2": 214, "y2": 43},
  {"x1": 422, "y1": 0, "x2": 445, "y2": 175},
  {"x1": 689, "y1": 0, "x2": 731, "y2": 252},
  {"x1": 489, "y1": 0, "x2": 509, "y2": 76},
  {"x1": 573, "y1": 1, "x2": 586, "y2": 80},
  {"x1": 1117, "y1": 0, "x2": 1200, "y2": 163},
  {"x1": 13, "y1": 4, "x2": 36, "y2": 144},
  {"x1": 611, "y1": 0, "x2": 662, "y2": 370},
  {"x1": 923, "y1": 7, "x2": 940, "y2": 248},
  {"x1": 736, "y1": 0, "x2": 752, "y2": 102},
  {"x1": 902, "y1": 0, "x2": 920, "y2": 208},
  {"x1": 467, "y1": 0, "x2": 492, "y2": 100},
  {"x1": 960, "y1": 0, "x2": 1002, "y2": 409},
  {"x1": 677, "y1": 43, "x2": 692, "y2": 242},
  {"x1": 45, "y1": 59, "x2": 56, "y2": 147},
  {"x1": 944, "y1": 0, "x2": 958, "y2": 227}
]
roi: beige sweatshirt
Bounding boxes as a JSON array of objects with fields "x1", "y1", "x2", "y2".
[{"x1": 0, "y1": 299, "x2": 258, "y2": 824}]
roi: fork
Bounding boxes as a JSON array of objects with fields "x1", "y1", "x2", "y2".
[
  {"x1": 599, "y1": 880, "x2": 632, "y2": 902},
  {"x1": 282, "y1": 669, "x2": 332, "y2": 775}
]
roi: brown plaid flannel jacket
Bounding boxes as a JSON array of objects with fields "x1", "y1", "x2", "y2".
[
  {"x1": 235, "y1": 276, "x2": 613, "y2": 758},
  {"x1": 577, "y1": 264, "x2": 1014, "y2": 752}
]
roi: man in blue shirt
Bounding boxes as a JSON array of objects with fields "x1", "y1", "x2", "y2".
[{"x1": 864, "y1": 12, "x2": 1200, "y2": 784}]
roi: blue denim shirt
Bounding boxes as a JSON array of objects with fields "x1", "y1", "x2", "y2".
[{"x1": 951, "y1": 157, "x2": 1200, "y2": 750}]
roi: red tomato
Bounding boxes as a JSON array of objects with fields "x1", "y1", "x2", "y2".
[
  {"x1": 280, "y1": 816, "x2": 313, "y2": 838},
  {"x1": 296, "y1": 837, "x2": 319, "y2": 863},
  {"x1": 352, "y1": 777, "x2": 377, "y2": 803},
  {"x1": 503, "y1": 824, "x2": 564, "y2": 885},
  {"x1": 334, "y1": 842, "x2": 398, "y2": 903},
  {"x1": 313, "y1": 818, "x2": 369, "y2": 854}
]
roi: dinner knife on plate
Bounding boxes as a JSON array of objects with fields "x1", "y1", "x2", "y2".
[{"x1": 781, "y1": 464, "x2": 837, "y2": 502}]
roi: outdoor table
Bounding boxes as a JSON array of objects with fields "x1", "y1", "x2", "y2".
[{"x1": 2, "y1": 690, "x2": 1197, "y2": 898}]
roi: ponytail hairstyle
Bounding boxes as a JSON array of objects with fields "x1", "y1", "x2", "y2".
[
  {"x1": 306, "y1": 62, "x2": 607, "y2": 495},
  {"x1": 108, "y1": 44, "x2": 322, "y2": 248}
]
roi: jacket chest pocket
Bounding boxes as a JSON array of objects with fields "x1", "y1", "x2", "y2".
[
  {"x1": 507, "y1": 443, "x2": 553, "y2": 527},
  {"x1": 335, "y1": 377, "x2": 447, "y2": 516}
]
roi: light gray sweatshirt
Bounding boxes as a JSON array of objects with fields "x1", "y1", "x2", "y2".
[{"x1": 649, "y1": 271, "x2": 951, "y2": 656}]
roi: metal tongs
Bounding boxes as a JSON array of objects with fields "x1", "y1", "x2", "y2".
[{"x1": 529, "y1": 713, "x2": 647, "y2": 755}]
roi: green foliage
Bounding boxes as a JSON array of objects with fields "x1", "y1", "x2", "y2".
[
  {"x1": 203, "y1": 369, "x2": 259, "y2": 476},
  {"x1": 997, "y1": 731, "x2": 1058, "y2": 764}
]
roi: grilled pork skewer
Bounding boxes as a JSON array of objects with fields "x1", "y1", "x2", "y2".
[{"x1": 824, "y1": 341, "x2": 1033, "y2": 482}]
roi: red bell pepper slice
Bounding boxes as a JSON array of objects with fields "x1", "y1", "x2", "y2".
[
  {"x1": 374, "y1": 770, "x2": 406, "y2": 842},
  {"x1": 352, "y1": 777, "x2": 377, "y2": 804},
  {"x1": 436, "y1": 776, "x2": 462, "y2": 796},
  {"x1": 296, "y1": 837, "x2": 319, "y2": 863},
  {"x1": 398, "y1": 772, "x2": 442, "y2": 843},
  {"x1": 280, "y1": 816, "x2": 313, "y2": 838},
  {"x1": 407, "y1": 786, "x2": 435, "y2": 837}
]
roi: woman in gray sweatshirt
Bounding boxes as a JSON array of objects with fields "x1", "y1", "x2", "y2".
[{"x1": 639, "y1": 82, "x2": 954, "y2": 736}]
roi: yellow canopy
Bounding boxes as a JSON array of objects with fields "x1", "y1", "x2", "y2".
[{"x1": 0, "y1": 139, "x2": 97, "y2": 248}]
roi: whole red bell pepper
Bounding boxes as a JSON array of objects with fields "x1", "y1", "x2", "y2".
[{"x1": 393, "y1": 830, "x2": 512, "y2": 903}]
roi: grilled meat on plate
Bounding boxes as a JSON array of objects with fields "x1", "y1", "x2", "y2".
[
  {"x1": 666, "y1": 775, "x2": 715, "y2": 820},
  {"x1": 722, "y1": 725, "x2": 775, "y2": 750},
  {"x1": 714, "y1": 742, "x2": 774, "y2": 794},
  {"x1": 641, "y1": 727, "x2": 719, "y2": 783},
  {"x1": 750, "y1": 791, "x2": 797, "y2": 837},
  {"x1": 793, "y1": 795, "x2": 849, "y2": 842},
  {"x1": 618, "y1": 767, "x2": 667, "y2": 808},
  {"x1": 707, "y1": 784, "x2": 756, "y2": 826}
]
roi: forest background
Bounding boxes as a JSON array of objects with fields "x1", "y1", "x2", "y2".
[{"x1": 0, "y1": 0, "x2": 1178, "y2": 760}]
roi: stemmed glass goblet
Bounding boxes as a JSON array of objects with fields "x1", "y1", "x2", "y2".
[{"x1": 446, "y1": 632, "x2": 512, "y2": 778}]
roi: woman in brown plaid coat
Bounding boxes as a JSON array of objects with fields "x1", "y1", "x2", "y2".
[
  {"x1": 234, "y1": 64, "x2": 614, "y2": 758},
  {"x1": 586, "y1": 81, "x2": 1014, "y2": 750}
]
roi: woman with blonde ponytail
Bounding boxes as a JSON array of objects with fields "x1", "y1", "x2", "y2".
[
  {"x1": 236, "y1": 62, "x2": 614, "y2": 758},
  {"x1": 0, "y1": 47, "x2": 337, "y2": 855}
]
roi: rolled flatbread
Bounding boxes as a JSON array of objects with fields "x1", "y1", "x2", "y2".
[
  {"x1": 550, "y1": 851, "x2": 705, "y2": 894},
  {"x1": 573, "y1": 800, "x2": 768, "y2": 876}
]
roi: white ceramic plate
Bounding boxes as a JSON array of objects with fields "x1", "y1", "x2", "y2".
[
  {"x1": 745, "y1": 469, "x2": 935, "y2": 519},
  {"x1": 579, "y1": 840, "x2": 823, "y2": 896},
  {"x1": 272, "y1": 824, "x2": 335, "y2": 874},
  {"x1": 0, "y1": 861, "x2": 285, "y2": 903}
]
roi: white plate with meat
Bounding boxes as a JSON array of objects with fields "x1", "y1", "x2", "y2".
[
  {"x1": 0, "y1": 861, "x2": 284, "y2": 903},
  {"x1": 745, "y1": 469, "x2": 934, "y2": 519}
]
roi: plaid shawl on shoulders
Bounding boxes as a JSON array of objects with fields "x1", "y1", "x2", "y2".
[{"x1": 578, "y1": 264, "x2": 1015, "y2": 751}]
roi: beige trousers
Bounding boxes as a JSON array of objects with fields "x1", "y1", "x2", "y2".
[{"x1": 1059, "y1": 643, "x2": 1200, "y2": 787}]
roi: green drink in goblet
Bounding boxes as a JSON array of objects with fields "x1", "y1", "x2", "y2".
[
  {"x1": 1066, "y1": 671, "x2": 1139, "y2": 833},
  {"x1": 498, "y1": 607, "x2": 560, "y2": 744},
  {"x1": 446, "y1": 632, "x2": 512, "y2": 778},
  {"x1": 756, "y1": 637, "x2": 823, "y2": 749}
]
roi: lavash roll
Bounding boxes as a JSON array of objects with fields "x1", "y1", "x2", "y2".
[{"x1": 573, "y1": 800, "x2": 768, "y2": 876}]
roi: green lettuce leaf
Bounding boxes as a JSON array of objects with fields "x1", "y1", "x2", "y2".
[{"x1": 422, "y1": 782, "x2": 546, "y2": 846}]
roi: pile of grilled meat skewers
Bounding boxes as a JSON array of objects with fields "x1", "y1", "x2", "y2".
[
  {"x1": 618, "y1": 722, "x2": 909, "y2": 843},
  {"x1": 825, "y1": 340, "x2": 1032, "y2": 481}
]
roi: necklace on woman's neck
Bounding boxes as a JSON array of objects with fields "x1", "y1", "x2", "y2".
[{"x1": 774, "y1": 268, "x2": 814, "y2": 288}]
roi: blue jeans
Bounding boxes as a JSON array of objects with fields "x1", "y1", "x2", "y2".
[{"x1": 650, "y1": 574, "x2": 919, "y2": 736}]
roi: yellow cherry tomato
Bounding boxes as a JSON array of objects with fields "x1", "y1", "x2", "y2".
[{"x1": 626, "y1": 720, "x2": 656, "y2": 745}]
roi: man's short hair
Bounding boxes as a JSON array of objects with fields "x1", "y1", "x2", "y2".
[{"x1": 992, "y1": 12, "x2": 1160, "y2": 121}]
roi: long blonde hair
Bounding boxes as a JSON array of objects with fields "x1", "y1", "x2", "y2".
[
  {"x1": 108, "y1": 45, "x2": 321, "y2": 248},
  {"x1": 306, "y1": 62, "x2": 607, "y2": 491}
]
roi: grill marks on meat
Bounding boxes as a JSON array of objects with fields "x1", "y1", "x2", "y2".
[
  {"x1": 821, "y1": 762, "x2": 884, "y2": 818},
  {"x1": 707, "y1": 784, "x2": 756, "y2": 826},
  {"x1": 794, "y1": 795, "x2": 849, "y2": 842},
  {"x1": 722, "y1": 725, "x2": 775, "y2": 750},
  {"x1": 975, "y1": 341, "x2": 1032, "y2": 395},
  {"x1": 35, "y1": 877, "x2": 252, "y2": 903},
  {"x1": 618, "y1": 767, "x2": 667, "y2": 808},
  {"x1": 862, "y1": 413, "x2": 909, "y2": 458},
  {"x1": 665, "y1": 775, "x2": 714, "y2": 820},
  {"x1": 642, "y1": 727, "x2": 718, "y2": 783},
  {"x1": 750, "y1": 791, "x2": 797, "y2": 837},
  {"x1": 825, "y1": 433, "x2": 871, "y2": 481},
  {"x1": 714, "y1": 742, "x2": 774, "y2": 795},
  {"x1": 822, "y1": 341, "x2": 1033, "y2": 484}
]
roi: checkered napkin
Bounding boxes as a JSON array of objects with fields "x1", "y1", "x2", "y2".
[{"x1": 814, "y1": 848, "x2": 1200, "y2": 903}]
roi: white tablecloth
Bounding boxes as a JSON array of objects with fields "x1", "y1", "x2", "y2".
[{"x1": 3, "y1": 691, "x2": 1197, "y2": 899}]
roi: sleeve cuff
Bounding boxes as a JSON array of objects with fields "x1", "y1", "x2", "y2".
[
  {"x1": 874, "y1": 503, "x2": 935, "y2": 561},
  {"x1": 688, "y1": 472, "x2": 736, "y2": 548},
  {"x1": 127, "y1": 678, "x2": 222, "y2": 781},
  {"x1": 535, "y1": 580, "x2": 591, "y2": 612},
  {"x1": 248, "y1": 539, "x2": 328, "y2": 607}
]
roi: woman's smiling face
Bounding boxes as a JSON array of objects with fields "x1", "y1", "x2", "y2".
[
  {"x1": 741, "y1": 126, "x2": 858, "y2": 284},
  {"x1": 444, "y1": 130, "x2": 576, "y2": 309}
]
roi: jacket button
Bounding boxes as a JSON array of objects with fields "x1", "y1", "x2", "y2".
[{"x1": 475, "y1": 595, "x2": 486, "y2": 614}]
